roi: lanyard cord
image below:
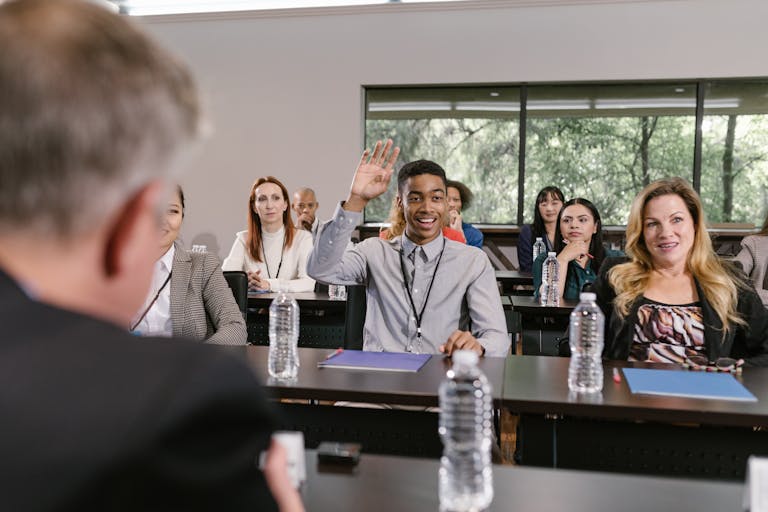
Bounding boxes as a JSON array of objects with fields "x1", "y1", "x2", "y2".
[
  {"x1": 399, "y1": 237, "x2": 446, "y2": 353},
  {"x1": 262, "y1": 233, "x2": 285, "y2": 279},
  {"x1": 130, "y1": 272, "x2": 172, "y2": 332}
]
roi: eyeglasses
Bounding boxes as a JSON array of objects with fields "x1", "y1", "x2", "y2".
[{"x1": 682, "y1": 355, "x2": 743, "y2": 375}]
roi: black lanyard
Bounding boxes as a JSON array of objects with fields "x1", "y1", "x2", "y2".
[
  {"x1": 130, "y1": 271, "x2": 172, "y2": 332},
  {"x1": 262, "y1": 233, "x2": 284, "y2": 279},
  {"x1": 399, "y1": 237, "x2": 446, "y2": 353}
]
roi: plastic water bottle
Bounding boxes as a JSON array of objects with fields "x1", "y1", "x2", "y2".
[
  {"x1": 328, "y1": 284, "x2": 346, "y2": 301},
  {"x1": 541, "y1": 252, "x2": 560, "y2": 306},
  {"x1": 268, "y1": 286, "x2": 300, "y2": 380},
  {"x1": 438, "y1": 350, "x2": 494, "y2": 512},
  {"x1": 532, "y1": 236, "x2": 546, "y2": 263},
  {"x1": 568, "y1": 292, "x2": 604, "y2": 393}
]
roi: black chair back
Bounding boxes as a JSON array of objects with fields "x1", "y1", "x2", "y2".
[
  {"x1": 343, "y1": 285, "x2": 366, "y2": 350},
  {"x1": 223, "y1": 271, "x2": 248, "y2": 321}
]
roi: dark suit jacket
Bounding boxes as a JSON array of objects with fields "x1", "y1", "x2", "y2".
[{"x1": 0, "y1": 269, "x2": 278, "y2": 511}]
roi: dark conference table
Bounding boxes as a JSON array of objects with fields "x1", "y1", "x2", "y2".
[
  {"x1": 245, "y1": 346, "x2": 507, "y2": 457},
  {"x1": 243, "y1": 346, "x2": 768, "y2": 478},
  {"x1": 494, "y1": 269, "x2": 533, "y2": 294},
  {"x1": 303, "y1": 451, "x2": 744, "y2": 512},
  {"x1": 502, "y1": 356, "x2": 768, "y2": 478},
  {"x1": 502, "y1": 356, "x2": 768, "y2": 427},
  {"x1": 246, "y1": 346, "x2": 507, "y2": 406},
  {"x1": 246, "y1": 292, "x2": 347, "y2": 347},
  {"x1": 247, "y1": 291, "x2": 345, "y2": 309}
]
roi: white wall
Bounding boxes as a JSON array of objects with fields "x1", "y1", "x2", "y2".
[{"x1": 140, "y1": 0, "x2": 768, "y2": 259}]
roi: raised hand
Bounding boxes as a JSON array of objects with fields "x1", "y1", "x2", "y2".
[{"x1": 344, "y1": 139, "x2": 400, "y2": 212}]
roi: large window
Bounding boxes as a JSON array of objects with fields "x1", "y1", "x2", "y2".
[
  {"x1": 364, "y1": 80, "x2": 768, "y2": 227},
  {"x1": 365, "y1": 87, "x2": 519, "y2": 224},
  {"x1": 700, "y1": 81, "x2": 768, "y2": 224}
]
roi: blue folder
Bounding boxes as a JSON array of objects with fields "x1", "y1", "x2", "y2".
[
  {"x1": 622, "y1": 368, "x2": 757, "y2": 402},
  {"x1": 317, "y1": 350, "x2": 431, "y2": 372}
]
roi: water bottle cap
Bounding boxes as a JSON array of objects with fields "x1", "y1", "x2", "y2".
[
  {"x1": 547, "y1": 251, "x2": 556, "y2": 256},
  {"x1": 580, "y1": 292, "x2": 596, "y2": 301},
  {"x1": 452, "y1": 350, "x2": 479, "y2": 366}
]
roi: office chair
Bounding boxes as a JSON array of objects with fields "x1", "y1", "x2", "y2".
[
  {"x1": 343, "y1": 285, "x2": 366, "y2": 350},
  {"x1": 222, "y1": 271, "x2": 248, "y2": 322}
]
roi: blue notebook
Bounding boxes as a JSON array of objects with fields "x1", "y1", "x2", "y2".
[
  {"x1": 622, "y1": 368, "x2": 757, "y2": 402},
  {"x1": 317, "y1": 350, "x2": 431, "y2": 373}
]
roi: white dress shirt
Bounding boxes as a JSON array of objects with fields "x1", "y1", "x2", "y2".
[{"x1": 133, "y1": 245, "x2": 174, "y2": 337}]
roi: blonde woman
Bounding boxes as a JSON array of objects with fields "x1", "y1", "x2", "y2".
[{"x1": 594, "y1": 177, "x2": 768, "y2": 366}]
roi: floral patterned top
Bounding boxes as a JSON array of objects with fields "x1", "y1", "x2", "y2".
[{"x1": 629, "y1": 296, "x2": 706, "y2": 363}]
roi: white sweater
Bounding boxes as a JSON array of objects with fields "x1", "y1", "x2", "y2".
[{"x1": 222, "y1": 227, "x2": 315, "y2": 292}]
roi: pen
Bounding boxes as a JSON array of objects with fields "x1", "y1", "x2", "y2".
[
  {"x1": 324, "y1": 348, "x2": 343, "y2": 361},
  {"x1": 612, "y1": 367, "x2": 621, "y2": 383}
]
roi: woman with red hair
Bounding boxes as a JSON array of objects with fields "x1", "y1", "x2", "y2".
[{"x1": 223, "y1": 176, "x2": 315, "y2": 292}]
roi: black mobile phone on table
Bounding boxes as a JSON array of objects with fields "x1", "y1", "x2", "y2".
[{"x1": 316, "y1": 442, "x2": 361, "y2": 466}]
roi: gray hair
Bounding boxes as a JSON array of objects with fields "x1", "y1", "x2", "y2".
[
  {"x1": 293, "y1": 187, "x2": 317, "y2": 198},
  {"x1": 0, "y1": 0, "x2": 200, "y2": 237}
]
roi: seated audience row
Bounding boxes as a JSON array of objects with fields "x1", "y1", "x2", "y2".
[
  {"x1": 134, "y1": 180, "x2": 324, "y2": 345},
  {"x1": 307, "y1": 140, "x2": 767, "y2": 369},
  {"x1": 140, "y1": 141, "x2": 768, "y2": 370}
]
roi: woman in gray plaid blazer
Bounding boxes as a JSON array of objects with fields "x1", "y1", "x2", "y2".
[{"x1": 133, "y1": 187, "x2": 247, "y2": 345}]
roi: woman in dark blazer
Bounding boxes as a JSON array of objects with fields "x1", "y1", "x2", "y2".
[{"x1": 517, "y1": 186, "x2": 564, "y2": 272}]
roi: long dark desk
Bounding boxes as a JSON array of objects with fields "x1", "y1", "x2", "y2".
[
  {"x1": 495, "y1": 270, "x2": 533, "y2": 294},
  {"x1": 247, "y1": 291, "x2": 344, "y2": 309},
  {"x1": 245, "y1": 346, "x2": 507, "y2": 457},
  {"x1": 510, "y1": 295, "x2": 577, "y2": 355},
  {"x1": 303, "y1": 451, "x2": 743, "y2": 512},
  {"x1": 246, "y1": 292, "x2": 347, "y2": 347},
  {"x1": 246, "y1": 346, "x2": 507, "y2": 406},
  {"x1": 502, "y1": 356, "x2": 768, "y2": 479}
]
